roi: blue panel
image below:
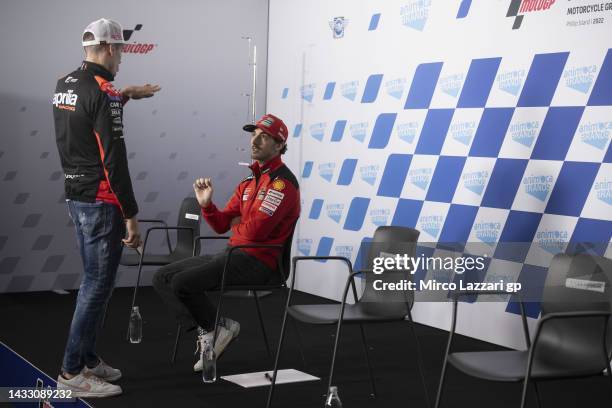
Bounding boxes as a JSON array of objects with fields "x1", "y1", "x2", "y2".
[
  {"x1": 531, "y1": 107, "x2": 584, "y2": 160},
  {"x1": 568, "y1": 218, "x2": 612, "y2": 256},
  {"x1": 343, "y1": 197, "x2": 371, "y2": 231},
  {"x1": 281, "y1": 88, "x2": 289, "y2": 99},
  {"x1": 368, "y1": 13, "x2": 381, "y2": 30},
  {"x1": 414, "y1": 109, "x2": 454, "y2": 155},
  {"x1": 469, "y1": 108, "x2": 514, "y2": 157},
  {"x1": 588, "y1": 48, "x2": 612, "y2": 106},
  {"x1": 323, "y1": 82, "x2": 336, "y2": 100},
  {"x1": 293, "y1": 123, "x2": 302, "y2": 138},
  {"x1": 518, "y1": 52, "x2": 569, "y2": 107},
  {"x1": 377, "y1": 154, "x2": 412, "y2": 198},
  {"x1": 404, "y1": 62, "x2": 444, "y2": 109},
  {"x1": 337, "y1": 159, "x2": 358, "y2": 185},
  {"x1": 368, "y1": 113, "x2": 397, "y2": 149},
  {"x1": 315, "y1": 237, "x2": 334, "y2": 262},
  {"x1": 425, "y1": 156, "x2": 466, "y2": 202},
  {"x1": 391, "y1": 199, "x2": 423, "y2": 228},
  {"x1": 481, "y1": 159, "x2": 528, "y2": 209},
  {"x1": 361, "y1": 74, "x2": 384, "y2": 103},
  {"x1": 439, "y1": 204, "x2": 479, "y2": 243},
  {"x1": 456, "y1": 0, "x2": 472, "y2": 18},
  {"x1": 605, "y1": 142, "x2": 612, "y2": 163},
  {"x1": 354, "y1": 237, "x2": 374, "y2": 272},
  {"x1": 302, "y1": 161, "x2": 313, "y2": 178},
  {"x1": 457, "y1": 57, "x2": 501, "y2": 108},
  {"x1": 506, "y1": 264, "x2": 547, "y2": 318},
  {"x1": 545, "y1": 162, "x2": 599, "y2": 216},
  {"x1": 309, "y1": 199, "x2": 324, "y2": 220},
  {"x1": 495, "y1": 211, "x2": 542, "y2": 263},
  {"x1": 331, "y1": 120, "x2": 347, "y2": 142}
]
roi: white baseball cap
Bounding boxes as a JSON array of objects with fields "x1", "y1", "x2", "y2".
[{"x1": 82, "y1": 18, "x2": 124, "y2": 46}]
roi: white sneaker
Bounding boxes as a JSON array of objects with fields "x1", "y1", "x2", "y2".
[
  {"x1": 193, "y1": 318, "x2": 240, "y2": 372},
  {"x1": 83, "y1": 358, "x2": 122, "y2": 381},
  {"x1": 57, "y1": 372, "x2": 122, "y2": 398}
]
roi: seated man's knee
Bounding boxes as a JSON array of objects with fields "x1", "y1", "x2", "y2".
[{"x1": 152, "y1": 266, "x2": 170, "y2": 290}]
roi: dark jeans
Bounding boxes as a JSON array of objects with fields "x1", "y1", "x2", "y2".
[
  {"x1": 62, "y1": 200, "x2": 125, "y2": 375},
  {"x1": 153, "y1": 248, "x2": 273, "y2": 332}
]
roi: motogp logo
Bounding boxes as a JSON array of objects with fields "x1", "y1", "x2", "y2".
[{"x1": 329, "y1": 16, "x2": 349, "y2": 39}]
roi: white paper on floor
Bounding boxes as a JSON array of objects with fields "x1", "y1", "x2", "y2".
[{"x1": 221, "y1": 369, "x2": 320, "y2": 388}]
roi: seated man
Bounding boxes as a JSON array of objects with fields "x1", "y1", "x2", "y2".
[{"x1": 153, "y1": 114, "x2": 300, "y2": 371}]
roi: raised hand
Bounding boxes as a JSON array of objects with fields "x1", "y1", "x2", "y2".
[
  {"x1": 122, "y1": 84, "x2": 161, "y2": 99},
  {"x1": 193, "y1": 177, "x2": 213, "y2": 208}
]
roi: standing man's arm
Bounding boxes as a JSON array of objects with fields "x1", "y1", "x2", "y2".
[{"x1": 93, "y1": 90, "x2": 140, "y2": 247}]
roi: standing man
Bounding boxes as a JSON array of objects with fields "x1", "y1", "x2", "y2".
[
  {"x1": 52, "y1": 18, "x2": 160, "y2": 397},
  {"x1": 153, "y1": 114, "x2": 300, "y2": 372}
]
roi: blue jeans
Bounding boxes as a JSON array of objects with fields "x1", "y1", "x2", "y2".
[{"x1": 62, "y1": 200, "x2": 125, "y2": 375}]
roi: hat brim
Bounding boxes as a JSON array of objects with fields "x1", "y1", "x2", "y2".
[{"x1": 243, "y1": 124, "x2": 257, "y2": 132}]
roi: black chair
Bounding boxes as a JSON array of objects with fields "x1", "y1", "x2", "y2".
[
  {"x1": 266, "y1": 226, "x2": 430, "y2": 408},
  {"x1": 170, "y1": 224, "x2": 297, "y2": 363},
  {"x1": 434, "y1": 253, "x2": 612, "y2": 408},
  {"x1": 122, "y1": 197, "x2": 202, "y2": 336}
]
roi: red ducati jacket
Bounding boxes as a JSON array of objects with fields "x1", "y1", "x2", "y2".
[{"x1": 202, "y1": 155, "x2": 300, "y2": 270}]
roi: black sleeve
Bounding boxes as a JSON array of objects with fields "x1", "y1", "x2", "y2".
[{"x1": 93, "y1": 90, "x2": 139, "y2": 218}]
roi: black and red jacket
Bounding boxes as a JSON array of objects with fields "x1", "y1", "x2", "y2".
[
  {"x1": 52, "y1": 61, "x2": 138, "y2": 218},
  {"x1": 202, "y1": 156, "x2": 300, "y2": 270}
]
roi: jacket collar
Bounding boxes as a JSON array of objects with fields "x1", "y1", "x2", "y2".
[
  {"x1": 80, "y1": 61, "x2": 114, "y2": 81},
  {"x1": 249, "y1": 155, "x2": 283, "y2": 177}
]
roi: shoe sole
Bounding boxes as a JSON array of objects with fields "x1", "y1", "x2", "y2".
[{"x1": 57, "y1": 384, "x2": 122, "y2": 398}]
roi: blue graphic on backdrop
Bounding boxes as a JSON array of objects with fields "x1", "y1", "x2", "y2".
[
  {"x1": 386, "y1": 78, "x2": 407, "y2": 99},
  {"x1": 300, "y1": 83, "x2": 315, "y2": 102},
  {"x1": 564, "y1": 65, "x2": 597, "y2": 93},
  {"x1": 350, "y1": 122, "x2": 368, "y2": 142},
  {"x1": 369, "y1": 13, "x2": 381, "y2": 30},
  {"x1": 297, "y1": 238, "x2": 313, "y2": 256},
  {"x1": 439, "y1": 74, "x2": 464, "y2": 97},
  {"x1": 362, "y1": 74, "x2": 384, "y2": 103},
  {"x1": 344, "y1": 197, "x2": 371, "y2": 231},
  {"x1": 293, "y1": 123, "x2": 303, "y2": 138},
  {"x1": 281, "y1": 88, "x2": 289, "y2": 99},
  {"x1": 409, "y1": 168, "x2": 433, "y2": 190},
  {"x1": 536, "y1": 229, "x2": 568, "y2": 255},
  {"x1": 474, "y1": 221, "x2": 502, "y2": 246},
  {"x1": 510, "y1": 121, "x2": 539, "y2": 148},
  {"x1": 337, "y1": 159, "x2": 358, "y2": 185},
  {"x1": 523, "y1": 174, "x2": 554, "y2": 202},
  {"x1": 397, "y1": 122, "x2": 419, "y2": 144},
  {"x1": 457, "y1": 0, "x2": 472, "y2": 18},
  {"x1": 359, "y1": 164, "x2": 379, "y2": 185},
  {"x1": 400, "y1": 0, "x2": 432, "y2": 31},
  {"x1": 302, "y1": 161, "x2": 313, "y2": 178},
  {"x1": 420, "y1": 214, "x2": 444, "y2": 238},
  {"x1": 341, "y1": 81, "x2": 359, "y2": 100},
  {"x1": 463, "y1": 171, "x2": 489, "y2": 195},
  {"x1": 497, "y1": 69, "x2": 526, "y2": 95},
  {"x1": 450, "y1": 121, "x2": 476, "y2": 146},
  {"x1": 326, "y1": 203, "x2": 345, "y2": 223},
  {"x1": 318, "y1": 162, "x2": 336, "y2": 182},
  {"x1": 594, "y1": 179, "x2": 612, "y2": 205},
  {"x1": 329, "y1": 16, "x2": 349, "y2": 39},
  {"x1": 370, "y1": 208, "x2": 391, "y2": 226},
  {"x1": 310, "y1": 122, "x2": 326, "y2": 141},
  {"x1": 579, "y1": 121, "x2": 611, "y2": 150},
  {"x1": 324, "y1": 82, "x2": 336, "y2": 100}
]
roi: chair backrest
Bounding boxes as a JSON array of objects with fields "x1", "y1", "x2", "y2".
[
  {"x1": 173, "y1": 197, "x2": 202, "y2": 258},
  {"x1": 533, "y1": 253, "x2": 612, "y2": 374},
  {"x1": 359, "y1": 226, "x2": 420, "y2": 315}
]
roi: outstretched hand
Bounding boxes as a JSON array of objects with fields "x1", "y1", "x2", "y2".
[
  {"x1": 193, "y1": 177, "x2": 213, "y2": 208},
  {"x1": 122, "y1": 84, "x2": 161, "y2": 99}
]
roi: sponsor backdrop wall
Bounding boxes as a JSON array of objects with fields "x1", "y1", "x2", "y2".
[
  {"x1": 0, "y1": 0, "x2": 269, "y2": 292},
  {"x1": 267, "y1": 0, "x2": 612, "y2": 349}
]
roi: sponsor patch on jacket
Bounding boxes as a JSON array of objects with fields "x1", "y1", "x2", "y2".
[
  {"x1": 256, "y1": 188, "x2": 266, "y2": 200},
  {"x1": 259, "y1": 201, "x2": 277, "y2": 216},
  {"x1": 242, "y1": 188, "x2": 252, "y2": 201},
  {"x1": 271, "y1": 179, "x2": 285, "y2": 191},
  {"x1": 265, "y1": 189, "x2": 285, "y2": 200}
]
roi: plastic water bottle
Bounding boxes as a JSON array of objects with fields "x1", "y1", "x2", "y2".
[
  {"x1": 324, "y1": 386, "x2": 342, "y2": 407},
  {"x1": 129, "y1": 306, "x2": 142, "y2": 343},
  {"x1": 201, "y1": 338, "x2": 217, "y2": 383}
]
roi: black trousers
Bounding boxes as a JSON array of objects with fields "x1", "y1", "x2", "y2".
[{"x1": 152, "y1": 247, "x2": 272, "y2": 332}]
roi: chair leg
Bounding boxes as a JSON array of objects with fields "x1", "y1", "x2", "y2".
[
  {"x1": 126, "y1": 262, "x2": 145, "y2": 340},
  {"x1": 358, "y1": 324, "x2": 377, "y2": 399},
  {"x1": 253, "y1": 291, "x2": 272, "y2": 358},
  {"x1": 171, "y1": 323, "x2": 182, "y2": 364},
  {"x1": 519, "y1": 375, "x2": 530, "y2": 408},
  {"x1": 533, "y1": 381, "x2": 542, "y2": 408},
  {"x1": 326, "y1": 316, "x2": 345, "y2": 397},
  {"x1": 266, "y1": 290, "x2": 292, "y2": 408},
  {"x1": 290, "y1": 317, "x2": 307, "y2": 370},
  {"x1": 407, "y1": 310, "x2": 431, "y2": 408}
]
